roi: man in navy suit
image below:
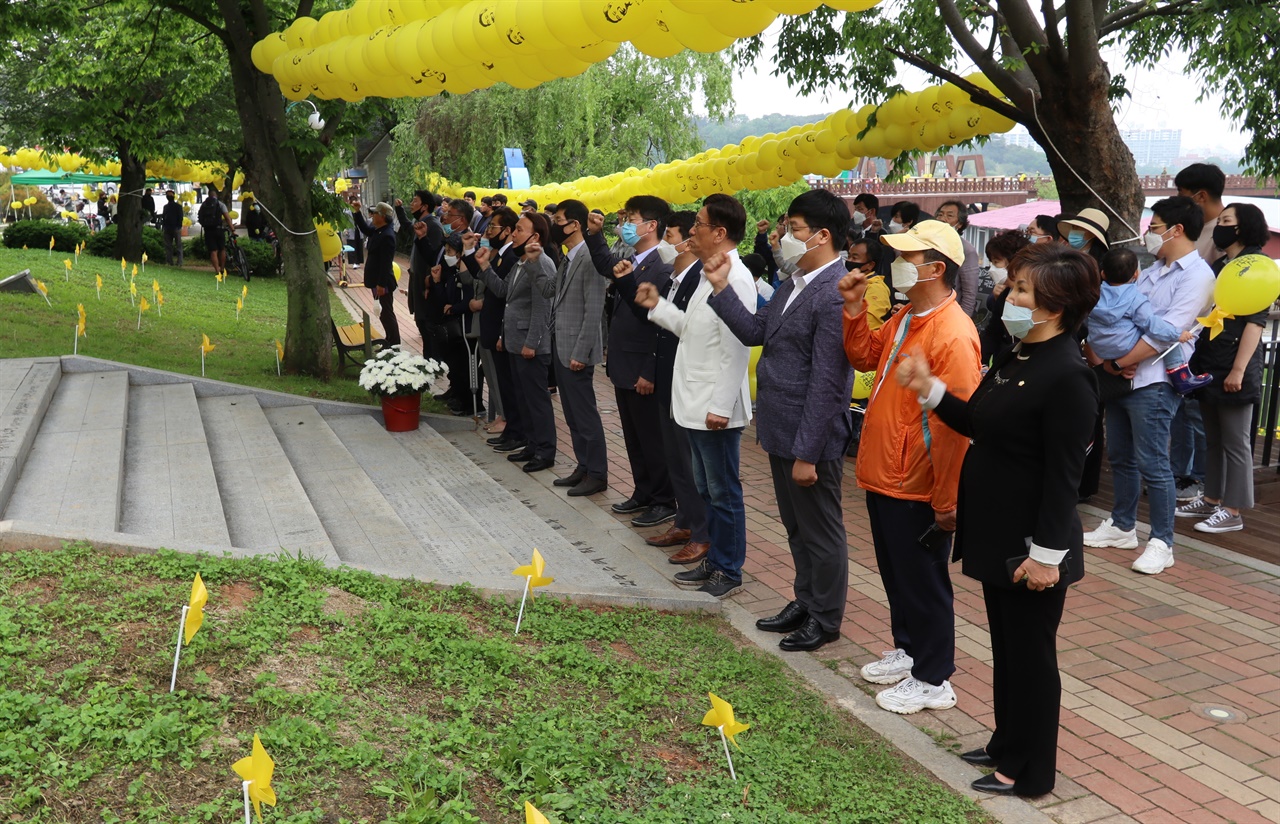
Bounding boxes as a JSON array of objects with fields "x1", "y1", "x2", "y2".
[
  {"x1": 586, "y1": 196, "x2": 678, "y2": 530},
  {"x1": 707, "y1": 189, "x2": 856, "y2": 651}
]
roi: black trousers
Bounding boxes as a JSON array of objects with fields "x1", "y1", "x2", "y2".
[
  {"x1": 416, "y1": 316, "x2": 449, "y2": 364},
  {"x1": 771, "y1": 455, "x2": 848, "y2": 633},
  {"x1": 492, "y1": 347, "x2": 525, "y2": 442},
  {"x1": 865, "y1": 491, "x2": 955, "y2": 686},
  {"x1": 511, "y1": 352, "x2": 556, "y2": 461},
  {"x1": 616, "y1": 386, "x2": 674, "y2": 507},
  {"x1": 376, "y1": 291, "x2": 400, "y2": 346},
  {"x1": 553, "y1": 357, "x2": 607, "y2": 481},
  {"x1": 658, "y1": 395, "x2": 708, "y2": 541},
  {"x1": 983, "y1": 582, "x2": 1066, "y2": 796}
]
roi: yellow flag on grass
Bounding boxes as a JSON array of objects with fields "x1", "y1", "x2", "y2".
[
  {"x1": 512, "y1": 549, "x2": 554, "y2": 596},
  {"x1": 76, "y1": 304, "x2": 86, "y2": 338},
  {"x1": 525, "y1": 801, "x2": 550, "y2": 824},
  {"x1": 702, "y1": 692, "x2": 750, "y2": 749},
  {"x1": 232, "y1": 734, "x2": 277, "y2": 822},
  {"x1": 138, "y1": 296, "x2": 150, "y2": 313},
  {"x1": 142, "y1": 252, "x2": 148, "y2": 264},
  {"x1": 48, "y1": 235, "x2": 54, "y2": 250},
  {"x1": 120, "y1": 257, "x2": 126, "y2": 272},
  {"x1": 185, "y1": 572, "x2": 207, "y2": 642},
  {"x1": 241, "y1": 283, "x2": 248, "y2": 300},
  {"x1": 95, "y1": 274, "x2": 102, "y2": 292},
  {"x1": 63, "y1": 259, "x2": 72, "y2": 272},
  {"x1": 201, "y1": 334, "x2": 215, "y2": 354},
  {"x1": 131, "y1": 263, "x2": 138, "y2": 278},
  {"x1": 274, "y1": 340, "x2": 284, "y2": 361},
  {"x1": 152, "y1": 278, "x2": 160, "y2": 295},
  {"x1": 35, "y1": 280, "x2": 47, "y2": 296},
  {"x1": 130, "y1": 280, "x2": 137, "y2": 298},
  {"x1": 236, "y1": 297, "x2": 243, "y2": 313}
]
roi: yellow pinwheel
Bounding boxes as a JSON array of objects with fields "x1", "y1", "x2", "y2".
[
  {"x1": 34, "y1": 280, "x2": 47, "y2": 296},
  {"x1": 138, "y1": 296, "x2": 150, "y2": 314},
  {"x1": 152, "y1": 278, "x2": 160, "y2": 295},
  {"x1": 232, "y1": 734, "x2": 277, "y2": 822},
  {"x1": 702, "y1": 692, "x2": 750, "y2": 749},
  {"x1": 130, "y1": 280, "x2": 137, "y2": 298},
  {"x1": 1197, "y1": 306, "x2": 1232, "y2": 341},
  {"x1": 76, "y1": 304, "x2": 86, "y2": 338},
  {"x1": 274, "y1": 340, "x2": 284, "y2": 362},
  {"x1": 201, "y1": 333, "x2": 215, "y2": 354},
  {"x1": 525, "y1": 801, "x2": 550, "y2": 824},
  {"x1": 512, "y1": 548, "x2": 554, "y2": 593},
  {"x1": 120, "y1": 257, "x2": 126, "y2": 272},
  {"x1": 241, "y1": 283, "x2": 248, "y2": 300},
  {"x1": 48, "y1": 235, "x2": 54, "y2": 250},
  {"x1": 185, "y1": 573, "x2": 207, "y2": 643},
  {"x1": 131, "y1": 263, "x2": 138, "y2": 278}
]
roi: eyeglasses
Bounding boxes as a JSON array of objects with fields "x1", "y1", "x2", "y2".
[{"x1": 693, "y1": 218, "x2": 721, "y2": 231}]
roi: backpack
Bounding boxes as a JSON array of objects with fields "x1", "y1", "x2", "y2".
[{"x1": 198, "y1": 197, "x2": 222, "y2": 229}]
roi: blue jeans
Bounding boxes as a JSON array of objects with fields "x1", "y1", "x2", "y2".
[
  {"x1": 1170, "y1": 397, "x2": 1206, "y2": 483},
  {"x1": 1106, "y1": 382, "x2": 1181, "y2": 545},
  {"x1": 686, "y1": 427, "x2": 746, "y2": 580}
]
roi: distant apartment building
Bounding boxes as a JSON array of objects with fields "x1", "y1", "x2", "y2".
[{"x1": 1000, "y1": 127, "x2": 1181, "y2": 168}]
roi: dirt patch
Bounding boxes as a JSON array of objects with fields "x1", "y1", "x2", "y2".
[
  {"x1": 252, "y1": 652, "x2": 318, "y2": 693},
  {"x1": 609, "y1": 639, "x2": 639, "y2": 662},
  {"x1": 291, "y1": 625, "x2": 322, "y2": 643},
  {"x1": 220, "y1": 580, "x2": 259, "y2": 611},
  {"x1": 320, "y1": 586, "x2": 369, "y2": 618}
]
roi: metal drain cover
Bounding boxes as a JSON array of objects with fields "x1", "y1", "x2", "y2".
[{"x1": 1191, "y1": 703, "x2": 1248, "y2": 724}]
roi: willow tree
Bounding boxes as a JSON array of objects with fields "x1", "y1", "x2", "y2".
[{"x1": 746, "y1": 0, "x2": 1275, "y2": 235}]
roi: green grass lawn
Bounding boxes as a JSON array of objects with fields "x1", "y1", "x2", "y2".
[
  {"x1": 0, "y1": 247, "x2": 378, "y2": 406},
  {"x1": 0, "y1": 543, "x2": 990, "y2": 824}
]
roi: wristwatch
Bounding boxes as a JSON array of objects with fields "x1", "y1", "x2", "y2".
[{"x1": 1109, "y1": 360, "x2": 1122, "y2": 372}]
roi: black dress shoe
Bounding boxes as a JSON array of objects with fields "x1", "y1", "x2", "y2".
[
  {"x1": 971, "y1": 773, "x2": 1017, "y2": 795},
  {"x1": 632, "y1": 504, "x2": 677, "y2": 528},
  {"x1": 554, "y1": 467, "x2": 587, "y2": 487},
  {"x1": 960, "y1": 748, "x2": 996, "y2": 767},
  {"x1": 756, "y1": 601, "x2": 809, "y2": 634},
  {"x1": 778, "y1": 617, "x2": 840, "y2": 652},
  {"x1": 507, "y1": 449, "x2": 535, "y2": 462},
  {"x1": 522, "y1": 457, "x2": 554, "y2": 473},
  {"x1": 567, "y1": 476, "x2": 607, "y2": 497},
  {"x1": 610, "y1": 496, "x2": 648, "y2": 514},
  {"x1": 486, "y1": 435, "x2": 508, "y2": 445},
  {"x1": 493, "y1": 439, "x2": 528, "y2": 453}
]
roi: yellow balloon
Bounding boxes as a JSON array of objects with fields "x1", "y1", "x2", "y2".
[
  {"x1": 316, "y1": 221, "x2": 342, "y2": 261},
  {"x1": 852, "y1": 370, "x2": 876, "y2": 400},
  {"x1": 393, "y1": 261, "x2": 402, "y2": 282},
  {"x1": 748, "y1": 345, "x2": 763, "y2": 402},
  {"x1": 1214, "y1": 254, "x2": 1280, "y2": 316}
]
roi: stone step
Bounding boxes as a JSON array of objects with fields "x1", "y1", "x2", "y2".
[
  {"x1": 327, "y1": 415, "x2": 654, "y2": 592},
  {"x1": 3, "y1": 371, "x2": 128, "y2": 531},
  {"x1": 119, "y1": 383, "x2": 231, "y2": 546},
  {"x1": 0, "y1": 358, "x2": 61, "y2": 513},
  {"x1": 197, "y1": 395, "x2": 337, "y2": 565},
  {"x1": 262, "y1": 405, "x2": 422, "y2": 574}
]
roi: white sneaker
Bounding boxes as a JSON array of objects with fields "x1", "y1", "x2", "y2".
[
  {"x1": 1132, "y1": 537, "x2": 1174, "y2": 574},
  {"x1": 876, "y1": 677, "x2": 958, "y2": 715},
  {"x1": 1083, "y1": 518, "x2": 1139, "y2": 549},
  {"x1": 859, "y1": 648, "x2": 914, "y2": 685}
]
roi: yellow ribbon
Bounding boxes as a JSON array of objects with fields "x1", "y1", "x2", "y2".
[{"x1": 1196, "y1": 306, "x2": 1234, "y2": 340}]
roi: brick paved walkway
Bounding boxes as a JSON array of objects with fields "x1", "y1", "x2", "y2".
[{"x1": 337, "y1": 283, "x2": 1280, "y2": 823}]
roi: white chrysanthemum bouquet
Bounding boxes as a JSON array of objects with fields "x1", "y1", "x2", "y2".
[{"x1": 358, "y1": 346, "x2": 448, "y2": 398}]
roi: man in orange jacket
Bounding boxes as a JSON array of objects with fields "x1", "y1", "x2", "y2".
[{"x1": 840, "y1": 220, "x2": 982, "y2": 716}]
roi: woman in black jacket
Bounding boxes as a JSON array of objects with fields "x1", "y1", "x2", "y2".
[
  {"x1": 350, "y1": 201, "x2": 400, "y2": 347},
  {"x1": 897, "y1": 243, "x2": 1100, "y2": 797},
  {"x1": 1178, "y1": 203, "x2": 1270, "y2": 533}
]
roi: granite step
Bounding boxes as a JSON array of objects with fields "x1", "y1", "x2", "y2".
[
  {"x1": 119, "y1": 383, "x2": 231, "y2": 547},
  {"x1": 0, "y1": 358, "x2": 61, "y2": 513},
  {"x1": 197, "y1": 395, "x2": 337, "y2": 565},
  {"x1": 263, "y1": 405, "x2": 423, "y2": 574},
  {"x1": 3, "y1": 371, "x2": 128, "y2": 532}
]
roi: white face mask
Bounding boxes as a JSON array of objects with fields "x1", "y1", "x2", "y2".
[
  {"x1": 443, "y1": 254, "x2": 458, "y2": 267},
  {"x1": 888, "y1": 220, "x2": 904, "y2": 234},
  {"x1": 1144, "y1": 227, "x2": 1172, "y2": 257},
  {"x1": 891, "y1": 257, "x2": 939, "y2": 291},
  {"x1": 778, "y1": 231, "x2": 818, "y2": 266},
  {"x1": 655, "y1": 239, "x2": 678, "y2": 265},
  {"x1": 989, "y1": 265, "x2": 1007, "y2": 285},
  {"x1": 851, "y1": 210, "x2": 866, "y2": 227}
]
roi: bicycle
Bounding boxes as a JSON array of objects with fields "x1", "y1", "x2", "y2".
[{"x1": 226, "y1": 231, "x2": 251, "y2": 282}]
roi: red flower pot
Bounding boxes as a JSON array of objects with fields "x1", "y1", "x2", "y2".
[{"x1": 380, "y1": 392, "x2": 421, "y2": 432}]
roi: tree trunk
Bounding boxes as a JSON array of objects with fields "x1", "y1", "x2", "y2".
[
  {"x1": 1033, "y1": 80, "x2": 1145, "y2": 247},
  {"x1": 215, "y1": 0, "x2": 333, "y2": 379},
  {"x1": 115, "y1": 145, "x2": 146, "y2": 261}
]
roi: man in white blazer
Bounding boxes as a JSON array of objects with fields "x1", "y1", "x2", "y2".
[{"x1": 636, "y1": 193, "x2": 756, "y2": 600}]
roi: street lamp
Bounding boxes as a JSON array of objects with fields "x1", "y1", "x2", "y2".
[{"x1": 286, "y1": 100, "x2": 325, "y2": 131}]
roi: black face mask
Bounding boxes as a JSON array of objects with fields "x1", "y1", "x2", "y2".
[
  {"x1": 550, "y1": 220, "x2": 575, "y2": 246},
  {"x1": 1212, "y1": 223, "x2": 1238, "y2": 250},
  {"x1": 511, "y1": 240, "x2": 528, "y2": 257}
]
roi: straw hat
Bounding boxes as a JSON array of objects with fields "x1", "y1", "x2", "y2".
[{"x1": 1057, "y1": 208, "x2": 1110, "y2": 247}]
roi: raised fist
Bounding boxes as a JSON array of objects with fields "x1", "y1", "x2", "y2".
[
  {"x1": 613, "y1": 260, "x2": 634, "y2": 279},
  {"x1": 756, "y1": 219, "x2": 771, "y2": 234},
  {"x1": 587, "y1": 212, "x2": 605, "y2": 235},
  {"x1": 635, "y1": 281, "x2": 660, "y2": 309}
]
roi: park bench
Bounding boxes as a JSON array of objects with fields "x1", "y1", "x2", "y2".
[{"x1": 332, "y1": 310, "x2": 384, "y2": 372}]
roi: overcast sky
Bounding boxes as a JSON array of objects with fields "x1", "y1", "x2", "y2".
[{"x1": 724, "y1": 27, "x2": 1247, "y2": 158}]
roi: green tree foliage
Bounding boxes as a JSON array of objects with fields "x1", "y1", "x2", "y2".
[
  {"x1": 741, "y1": 0, "x2": 1272, "y2": 235},
  {"x1": 387, "y1": 46, "x2": 733, "y2": 191},
  {"x1": 694, "y1": 113, "x2": 827, "y2": 150}
]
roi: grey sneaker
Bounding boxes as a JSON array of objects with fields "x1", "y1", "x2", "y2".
[
  {"x1": 1194, "y1": 508, "x2": 1244, "y2": 533},
  {"x1": 1175, "y1": 496, "x2": 1218, "y2": 518},
  {"x1": 673, "y1": 559, "x2": 712, "y2": 588},
  {"x1": 697, "y1": 570, "x2": 742, "y2": 599},
  {"x1": 1175, "y1": 478, "x2": 1203, "y2": 502}
]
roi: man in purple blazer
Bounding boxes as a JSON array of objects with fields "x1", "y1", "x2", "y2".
[{"x1": 706, "y1": 189, "x2": 856, "y2": 652}]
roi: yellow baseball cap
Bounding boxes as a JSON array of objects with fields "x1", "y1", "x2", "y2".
[{"x1": 881, "y1": 219, "x2": 964, "y2": 266}]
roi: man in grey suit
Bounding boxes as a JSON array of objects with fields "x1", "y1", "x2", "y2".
[
  {"x1": 707, "y1": 189, "x2": 855, "y2": 651},
  {"x1": 546, "y1": 200, "x2": 609, "y2": 496},
  {"x1": 472, "y1": 218, "x2": 557, "y2": 473}
]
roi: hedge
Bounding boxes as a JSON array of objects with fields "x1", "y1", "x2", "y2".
[
  {"x1": 85, "y1": 224, "x2": 167, "y2": 262},
  {"x1": 186, "y1": 234, "x2": 280, "y2": 279},
  {"x1": 1, "y1": 219, "x2": 91, "y2": 252}
]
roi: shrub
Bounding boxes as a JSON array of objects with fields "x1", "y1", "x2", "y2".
[
  {"x1": 1, "y1": 219, "x2": 91, "y2": 252},
  {"x1": 186, "y1": 233, "x2": 280, "y2": 279},
  {"x1": 85, "y1": 224, "x2": 167, "y2": 262}
]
